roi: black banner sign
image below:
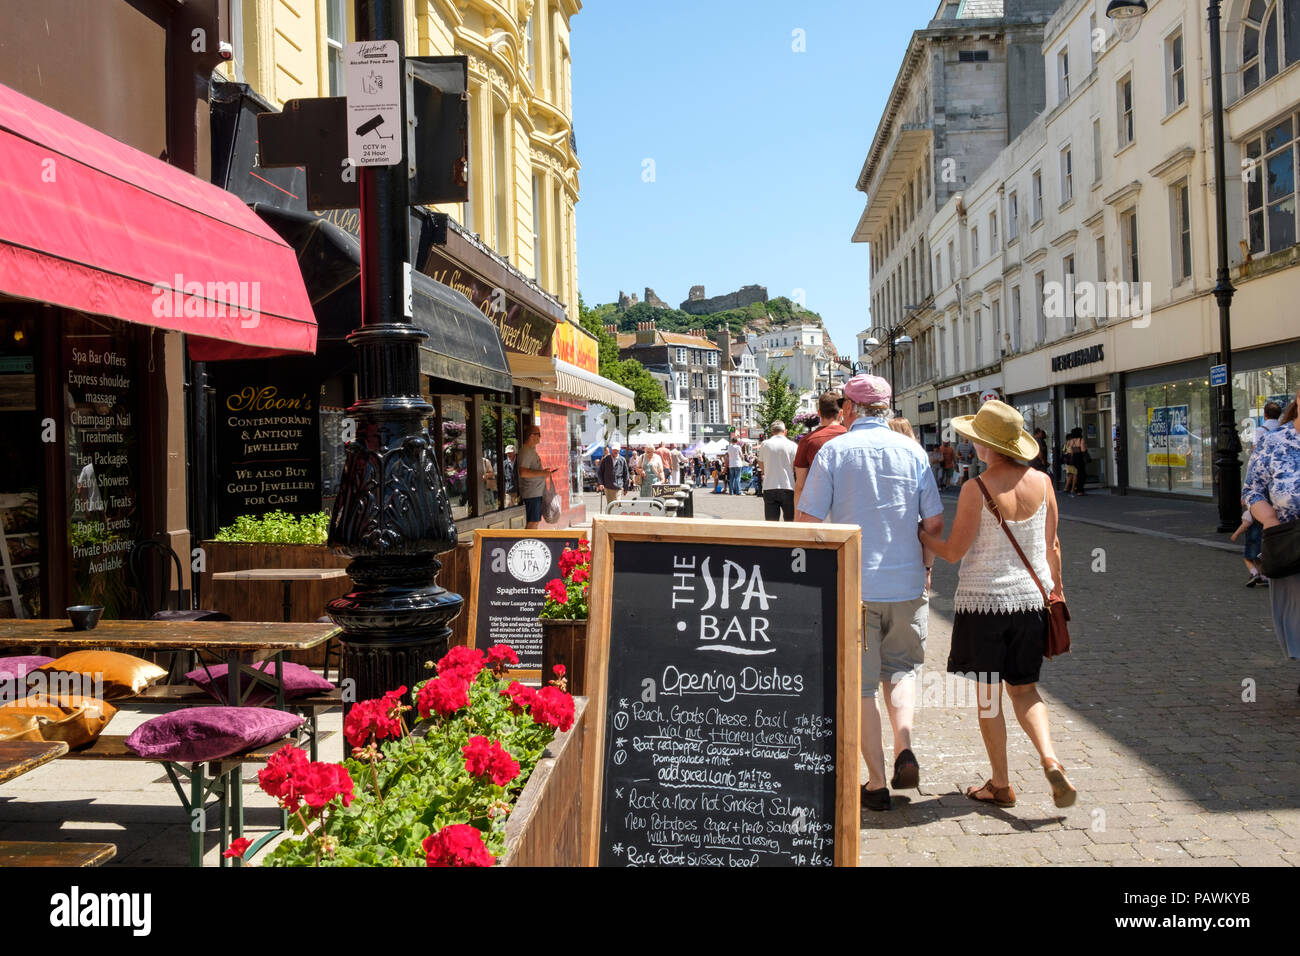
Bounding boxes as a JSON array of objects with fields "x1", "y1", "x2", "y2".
[{"x1": 1051, "y1": 343, "x2": 1105, "y2": 372}]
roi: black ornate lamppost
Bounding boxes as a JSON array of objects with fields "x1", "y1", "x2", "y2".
[
  {"x1": 1106, "y1": 0, "x2": 1241, "y2": 531},
  {"x1": 858, "y1": 324, "x2": 913, "y2": 412},
  {"x1": 327, "y1": 0, "x2": 462, "y2": 703}
]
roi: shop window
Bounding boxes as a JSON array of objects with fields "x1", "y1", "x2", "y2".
[
  {"x1": 1234, "y1": 362, "x2": 1300, "y2": 470},
  {"x1": 0, "y1": 315, "x2": 41, "y2": 618},
  {"x1": 436, "y1": 397, "x2": 471, "y2": 521},
  {"x1": 63, "y1": 314, "x2": 141, "y2": 618},
  {"x1": 1126, "y1": 379, "x2": 1214, "y2": 495}
]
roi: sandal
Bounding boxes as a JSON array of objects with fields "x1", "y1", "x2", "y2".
[
  {"x1": 966, "y1": 779, "x2": 1016, "y2": 807},
  {"x1": 1043, "y1": 759, "x2": 1077, "y2": 808}
]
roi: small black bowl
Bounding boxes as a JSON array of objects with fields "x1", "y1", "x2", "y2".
[{"x1": 66, "y1": 605, "x2": 104, "y2": 631}]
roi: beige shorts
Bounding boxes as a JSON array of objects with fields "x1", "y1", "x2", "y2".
[{"x1": 861, "y1": 597, "x2": 928, "y2": 698}]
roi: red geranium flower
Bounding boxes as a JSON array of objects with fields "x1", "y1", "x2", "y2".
[
  {"x1": 485, "y1": 644, "x2": 519, "y2": 676},
  {"x1": 301, "y1": 761, "x2": 355, "y2": 811},
  {"x1": 343, "y1": 686, "x2": 407, "y2": 749},
  {"x1": 416, "y1": 675, "x2": 470, "y2": 718},
  {"x1": 223, "y1": 837, "x2": 253, "y2": 859},
  {"x1": 530, "y1": 685, "x2": 575, "y2": 732},
  {"x1": 462, "y1": 735, "x2": 520, "y2": 787},
  {"x1": 436, "y1": 646, "x2": 486, "y2": 682},
  {"x1": 571, "y1": 566, "x2": 590, "y2": 585},
  {"x1": 544, "y1": 578, "x2": 569, "y2": 605},
  {"x1": 423, "y1": 824, "x2": 495, "y2": 867},
  {"x1": 553, "y1": 664, "x2": 566, "y2": 677},
  {"x1": 501, "y1": 680, "x2": 539, "y2": 715},
  {"x1": 257, "y1": 744, "x2": 311, "y2": 813}
]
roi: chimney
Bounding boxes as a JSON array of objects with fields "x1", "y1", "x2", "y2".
[{"x1": 604, "y1": 324, "x2": 617, "y2": 336}]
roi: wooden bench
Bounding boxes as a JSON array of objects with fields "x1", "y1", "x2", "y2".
[
  {"x1": 63, "y1": 734, "x2": 329, "y2": 867},
  {"x1": 0, "y1": 840, "x2": 116, "y2": 867}
]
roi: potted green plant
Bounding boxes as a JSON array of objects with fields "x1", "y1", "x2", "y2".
[{"x1": 538, "y1": 540, "x2": 590, "y2": 696}]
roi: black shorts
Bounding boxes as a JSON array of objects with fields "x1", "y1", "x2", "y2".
[
  {"x1": 947, "y1": 608, "x2": 1046, "y2": 686},
  {"x1": 524, "y1": 496, "x2": 544, "y2": 523}
]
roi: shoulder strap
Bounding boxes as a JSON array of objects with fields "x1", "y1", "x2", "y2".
[{"x1": 974, "y1": 476, "x2": 1050, "y2": 607}]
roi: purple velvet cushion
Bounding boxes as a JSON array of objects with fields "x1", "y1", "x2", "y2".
[
  {"x1": 185, "y1": 661, "x2": 334, "y2": 705},
  {"x1": 125, "y1": 707, "x2": 304, "y2": 762},
  {"x1": 0, "y1": 656, "x2": 56, "y2": 680}
]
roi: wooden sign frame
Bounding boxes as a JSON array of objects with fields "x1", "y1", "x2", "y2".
[
  {"x1": 580, "y1": 515, "x2": 862, "y2": 867},
  {"x1": 467, "y1": 528, "x2": 589, "y2": 680}
]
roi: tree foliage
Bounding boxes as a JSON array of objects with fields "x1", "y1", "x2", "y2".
[{"x1": 755, "y1": 366, "x2": 802, "y2": 437}]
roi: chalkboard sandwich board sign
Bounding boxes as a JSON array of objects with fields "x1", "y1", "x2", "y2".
[
  {"x1": 469, "y1": 528, "x2": 588, "y2": 680},
  {"x1": 581, "y1": 516, "x2": 862, "y2": 867}
]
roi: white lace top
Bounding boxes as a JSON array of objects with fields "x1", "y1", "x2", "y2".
[{"x1": 954, "y1": 496, "x2": 1054, "y2": 614}]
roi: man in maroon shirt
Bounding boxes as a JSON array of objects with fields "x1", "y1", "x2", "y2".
[{"x1": 793, "y1": 390, "x2": 846, "y2": 511}]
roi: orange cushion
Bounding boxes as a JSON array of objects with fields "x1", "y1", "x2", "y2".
[
  {"x1": 38, "y1": 650, "x2": 167, "y2": 700},
  {"x1": 0, "y1": 694, "x2": 118, "y2": 749},
  {"x1": 0, "y1": 712, "x2": 43, "y2": 743}
]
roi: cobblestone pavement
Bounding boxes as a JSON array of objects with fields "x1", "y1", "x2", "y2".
[{"x1": 648, "y1": 487, "x2": 1300, "y2": 866}]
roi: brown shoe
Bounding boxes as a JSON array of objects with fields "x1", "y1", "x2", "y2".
[
  {"x1": 966, "y1": 779, "x2": 1016, "y2": 807},
  {"x1": 1043, "y1": 759, "x2": 1077, "y2": 808}
]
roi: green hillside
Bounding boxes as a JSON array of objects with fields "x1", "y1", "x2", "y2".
[{"x1": 588, "y1": 297, "x2": 824, "y2": 337}]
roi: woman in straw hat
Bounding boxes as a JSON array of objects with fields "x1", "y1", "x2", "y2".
[{"x1": 919, "y1": 400, "x2": 1077, "y2": 809}]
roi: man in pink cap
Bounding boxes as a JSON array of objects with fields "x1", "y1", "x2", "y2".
[{"x1": 797, "y1": 374, "x2": 944, "y2": 811}]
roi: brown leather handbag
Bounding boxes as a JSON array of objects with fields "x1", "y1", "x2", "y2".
[{"x1": 975, "y1": 477, "x2": 1072, "y2": 659}]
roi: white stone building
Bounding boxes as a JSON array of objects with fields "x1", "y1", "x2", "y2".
[
  {"x1": 920, "y1": 0, "x2": 1300, "y2": 498},
  {"x1": 852, "y1": 0, "x2": 1066, "y2": 446}
]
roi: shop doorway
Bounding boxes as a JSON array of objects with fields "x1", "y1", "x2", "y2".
[{"x1": 1083, "y1": 408, "x2": 1112, "y2": 488}]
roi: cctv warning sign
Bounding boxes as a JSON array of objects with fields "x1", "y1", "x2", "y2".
[{"x1": 345, "y1": 40, "x2": 401, "y2": 167}]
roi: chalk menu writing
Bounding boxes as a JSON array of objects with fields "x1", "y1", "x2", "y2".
[
  {"x1": 64, "y1": 324, "x2": 140, "y2": 617},
  {"x1": 598, "y1": 541, "x2": 837, "y2": 867},
  {"x1": 473, "y1": 533, "x2": 583, "y2": 673},
  {"x1": 213, "y1": 374, "x2": 322, "y2": 527}
]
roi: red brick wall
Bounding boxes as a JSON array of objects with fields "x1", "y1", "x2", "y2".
[{"x1": 539, "y1": 401, "x2": 586, "y2": 527}]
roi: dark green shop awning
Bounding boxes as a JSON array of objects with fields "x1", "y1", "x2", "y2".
[{"x1": 251, "y1": 204, "x2": 512, "y2": 394}]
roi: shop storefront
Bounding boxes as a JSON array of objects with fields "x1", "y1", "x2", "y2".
[{"x1": 0, "y1": 83, "x2": 316, "y2": 619}]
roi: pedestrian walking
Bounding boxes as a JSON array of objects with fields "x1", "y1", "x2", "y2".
[
  {"x1": 669, "y1": 443, "x2": 683, "y2": 485},
  {"x1": 1231, "y1": 504, "x2": 1267, "y2": 588},
  {"x1": 637, "y1": 444, "x2": 663, "y2": 498},
  {"x1": 515, "y1": 427, "x2": 557, "y2": 530},
  {"x1": 918, "y1": 401, "x2": 1077, "y2": 809},
  {"x1": 793, "y1": 391, "x2": 846, "y2": 511},
  {"x1": 1030, "y1": 428, "x2": 1051, "y2": 474},
  {"x1": 597, "y1": 441, "x2": 629, "y2": 508},
  {"x1": 758, "y1": 421, "x2": 798, "y2": 521},
  {"x1": 798, "y1": 375, "x2": 943, "y2": 811},
  {"x1": 1066, "y1": 428, "x2": 1088, "y2": 496},
  {"x1": 940, "y1": 440, "x2": 957, "y2": 489},
  {"x1": 889, "y1": 417, "x2": 918, "y2": 442},
  {"x1": 726, "y1": 435, "x2": 744, "y2": 496},
  {"x1": 1245, "y1": 386, "x2": 1300, "y2": 672}
]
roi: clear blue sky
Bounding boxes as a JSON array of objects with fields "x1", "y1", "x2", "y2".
[{"x1": 571, "y1": 0, "x2": 924, "y2": 356}]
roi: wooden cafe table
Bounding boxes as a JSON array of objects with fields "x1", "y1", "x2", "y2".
[
  {"x1": 210, "y1": 568, "x2": 351, "y2": 623},
  {"x1": 0, "y1": 620, "x2": 341, "y2": 709},
  {"x1": 0, "y1": 740, "x2": 116, "y2": 867}
]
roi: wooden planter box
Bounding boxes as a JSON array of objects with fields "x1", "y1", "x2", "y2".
[
  {"x1": 541, "y1": 619, "x2": 588, "y2": 696},
  {"x1": 500, "y1": 696, "x2": 587, "y2": 867}
]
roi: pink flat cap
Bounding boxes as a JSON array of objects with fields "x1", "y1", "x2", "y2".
[{"x1": 842, "y1": 374, "x2": 892, "y2": 406}]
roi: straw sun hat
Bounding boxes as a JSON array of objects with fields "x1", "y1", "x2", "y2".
[{"x1": 951, "y1": 400, "x2": 1039, "y2": 462}]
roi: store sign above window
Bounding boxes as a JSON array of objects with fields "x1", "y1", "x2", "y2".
[
  {"x1": 1051, "y1": 344, "x2": 1105, "y2": 372},
  {"x1": 552, "y1": 322, "x2": 599, "y2": 374}
]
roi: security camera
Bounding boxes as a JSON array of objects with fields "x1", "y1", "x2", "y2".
[{"x1": 218, "y1": 41, "x2": 234, "y2": 60}]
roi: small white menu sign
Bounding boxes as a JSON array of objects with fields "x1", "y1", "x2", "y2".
[{"x1": 345, "y1": 40, "x2": 401, "y2": 167}]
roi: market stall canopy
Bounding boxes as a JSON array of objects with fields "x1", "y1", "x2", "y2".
[
  {"x1": 508, "y1": 353, "x2": 635, "y2": 410},
  {"x1": 0, "y1": 83, "x2": 315, "y2": 361},
  {"x1": 252, "y1": 205, "x2": 511, "y2": 394}
]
